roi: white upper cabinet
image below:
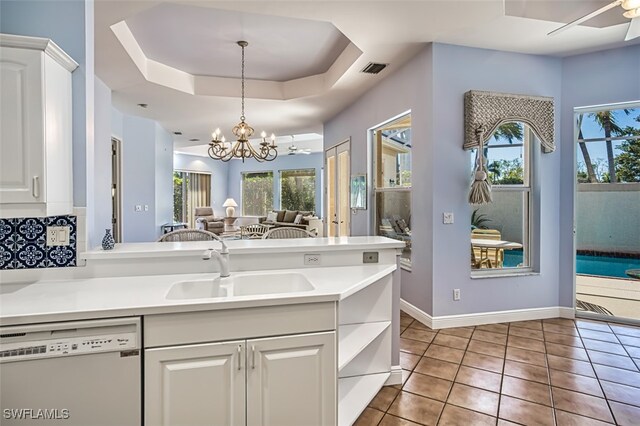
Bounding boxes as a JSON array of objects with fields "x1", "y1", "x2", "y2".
[{"x1": 0, "y1": 34, "x2": 78, "y2": 218}]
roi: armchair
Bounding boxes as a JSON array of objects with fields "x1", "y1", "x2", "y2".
[{"x1": 194, "y1": 207, "x2": 224, "y2": 235}]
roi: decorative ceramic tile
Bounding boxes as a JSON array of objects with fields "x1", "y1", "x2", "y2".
[{"x1": 0, "y1": 215, "x2": 76, "y2": 270}]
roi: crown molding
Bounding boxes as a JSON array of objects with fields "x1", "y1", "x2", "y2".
[{"x1": 0, "y1": 33, "x2": 79, "y2": 72}]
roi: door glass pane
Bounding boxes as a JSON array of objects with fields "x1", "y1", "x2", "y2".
[
  {"x1": 326, "y1": 155, "x2": 336, "y2": 237},
  {"x1": 338, "y1": 151, "x2": 349, "y2": 236},
  {"x1": 280, "y1": 169, "x2": 316, "y2": 211},
  {"x1": 375, "y1": 191, "x2": 411, "y2": 263}
]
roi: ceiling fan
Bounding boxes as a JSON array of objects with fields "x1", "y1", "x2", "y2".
[
  {"x1": 287, "y1": 136, "x2": 312, "y2": 155},
  {"x1": 548, "y1": 0, "x2": 640, "y2": 41}
]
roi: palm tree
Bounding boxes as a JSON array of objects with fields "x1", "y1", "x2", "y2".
[
  {"x1": 589, "y1": 109, "x2": 630, "y2": 183},
  {"x1": 577, "y1": 114, "x2": 597, "y2": 182},
  {"x1": 493, "y1": 122, "x2": 523, "y2": 143}
]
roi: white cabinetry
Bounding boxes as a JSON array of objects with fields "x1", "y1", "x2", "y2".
[{"x1": 0, "y1": 34, "x2": 77, "y2": 218}]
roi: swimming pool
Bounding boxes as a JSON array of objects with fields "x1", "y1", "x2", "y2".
[{"x1": 503, "y1": 251, "x2": 640, "y2": 279}]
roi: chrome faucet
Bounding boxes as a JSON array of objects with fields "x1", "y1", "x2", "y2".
[{"x1": 202, "y1": 237, "x2": 230, "y2": 278}]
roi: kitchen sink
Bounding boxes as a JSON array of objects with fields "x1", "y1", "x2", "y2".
[{"x1": 166, "y1": 273, "x2": 315, "y2": 300}]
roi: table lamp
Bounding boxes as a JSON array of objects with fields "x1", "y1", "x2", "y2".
[{"x1": 223, "y1": 198, "x2": 238, "y2": 217}]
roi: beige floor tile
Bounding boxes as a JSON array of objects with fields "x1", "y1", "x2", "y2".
[
  {"x1": 543, "y1": 318, "x2": 576, "y2": 327},
  {"x1": 549, "y1": 369, "x2": 604, "y2": 397},
  {"x1": 545, "y1": 342, "x2": 590, "y2": 361},
  {"x1": 508, "y1": 326, "x2": 544, "y2": 341},
  {"x1": 401, "y1": 328, "x2": 437, "y2": 344},
  {"x1": 587, "y1": 350, "x2": 639, "y2": 371},
  {"x1": 551, "y1": 387, "x2": 614, "y2": 423},
  {"x1": 467, "y1": 339, "x2": 506, "y2": 358},
  {"x1": 593, "y1": 364, "x2": 640, "y2": 388},
  {"x1": 461, "y1": 351, "x2": 504, "y2": 374},
  {"x1": 501, "y1": 375, "x2": 552, "y2": 406},
  {"x1": 583, "y1": 338, "x2": 627, "y2": 356},
  {"x1": 578, "y1": 328, "x2": 619, "y2": 343},
  {"x1": 447, "y1": 383, "x2": 499, "y2": 416},
  {"x1": 387, "y1": 391, "x2": 444, "y2": 426},
  {"x1": 431, "y1": 333, "x2": 469, "y2": 351},
  {"x1": 400, "y1": 352, "x2": 421, "y2": 370},
  {"x1": 509, "y1": 320, "x2": 543, "y2": 331},
  {"x1": 454, "y1": 365, "x2": 502, "y2": 392},
  {"x1": 497, "y1": 419, "x2": 521, "y2": 426},
  {"x1": 424, "y1": 344, "x2": 465, "y2": 364},
  {"x1": 392, "y1": 369, "x2": 413, "y2": 389},
  {"x1": 507, "y1": 335, "x2": 547, "y2": 353},
  {"x1": 414, "y1": 357, "x2": 459, "y2": 381},
  {"x1": 369, "y1": 386, "x2": 400, "y2": 412},
  {"x1": 402, "y1": 371, "x2": 452, "y2": 402},
  {"x1": 498, "y1": 395, "x2": 554, "y2": 426},
  {"x1": 503, "y1": 359, "x2": 550, "y2": 384},
  {"x1": 472, "y1": 329, "x2": 508, "y2": 345},
  {"x1": 600, "y1": 380, "x2": 640, "y2": 407},
  {"x1": 547, "y1": 354, "x2": 596, "y2": 377},
  {"x1": 409, "y1": 320, "x2": 431, "y2": 331},
  {"x1": 505, "y1": 346, "x2": 547, "y2": 367},
  {"x1": 476, "y1": 323, "x2": 509, "y2": 335},
  {"x1": 438, "y1": 404, "x2": 496, "y2": 426},
  {"x1": 354, "y1": 407, "x2": 385, "y2": 426},
  {"x1": 609, "y1": 401, "x2": 640, "y2": 426},
  {"x1": 400, "y1": 337, "x2": 430, "y2": 356},
  {"x1": 555, "y1": 409, "x2": 614, "y2": 426},
  {"x1": 543, "y1": 331, "x2": 584, "y2": 348},
  {"x1": 543, "y1": 323, "x2": 579, "y2": 336},
  {"x1": 379, "y1": 413, "x2": 422, "y2": 426},
  {"x1": 439, "y1": 327, "x2": 474, "y2": 339}
]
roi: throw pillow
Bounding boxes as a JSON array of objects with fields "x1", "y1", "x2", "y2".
[
  {"x1": 275, "y1": 210, "x2": 286, "y2": 222},
  {"x1": 283, "y1": 210, "x2": 298, "y2": 223},
  {"x1": 266, "y1": 211, "x2": 277, "y2": 223},
  {"x1": 294, "y1": 214, "x2": 303, "y2": 224}
]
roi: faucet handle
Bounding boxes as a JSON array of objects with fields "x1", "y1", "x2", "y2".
[{"x1": 202, "y1": 248, "x2": 215, "y2": 260}]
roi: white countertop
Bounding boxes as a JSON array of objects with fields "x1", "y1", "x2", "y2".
[
  {"x1": 80, "y1": 236, "x2": 405, "y2": 260},
  {"x1": 0, "y1": 264, "x2": 396, "y2": 326}
]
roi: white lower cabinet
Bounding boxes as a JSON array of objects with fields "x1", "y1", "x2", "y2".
[{"x1": 145, "y1": 332, "x2": 336, "y2": 426}]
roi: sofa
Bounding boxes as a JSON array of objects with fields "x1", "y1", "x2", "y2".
[
  {"x1": 194, "y1": 207, "x2": 224, "y2": 234},
  {"x1": 262, "y1": 209, "x2": 318, "y2": 231}
]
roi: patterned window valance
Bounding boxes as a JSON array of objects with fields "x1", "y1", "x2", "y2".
[{"x1": 463, "y1": 90, "x2": 555, "y2": 153}]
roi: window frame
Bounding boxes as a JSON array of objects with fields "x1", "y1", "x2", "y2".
[
  {"x1": 279, "y1": 168, "x2": 317, "y2": 212},
  {"x1": 241, "y1": 170, "x2": 274, "y2": 216}
]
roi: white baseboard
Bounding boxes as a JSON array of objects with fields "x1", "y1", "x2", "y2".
[
  {"x1": 385, "y1": 365, "x2": 403, "y2": 386},
  {"x1": 400, "y1": 298, "x2": 575, "y2": 329}
]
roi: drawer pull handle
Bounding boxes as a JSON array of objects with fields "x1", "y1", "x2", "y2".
[
  {"x1": 251, "y1": 345, "x2": 256, "y2": 369},
  {"x1": 32, "y1": 176, "x2": 40, "y2": 198},
  {"x1": 237, "y1": 345, "x2": 242, "y2": 370}
]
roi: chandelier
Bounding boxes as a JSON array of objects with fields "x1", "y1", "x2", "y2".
[{"x1": 208, "y1": 41, "x2": 278, "y2": 162}]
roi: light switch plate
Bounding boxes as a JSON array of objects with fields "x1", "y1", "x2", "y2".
[{"x1": 443, "y1": 212, "x2": 454, "y2": 224}]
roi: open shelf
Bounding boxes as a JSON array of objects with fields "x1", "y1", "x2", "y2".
[
  {"x1": 338, "y1": 372, "x2": 390, "y2": 426},
  {"x1": 338, "y1": 321, "x2": 390, "y2": 371}
]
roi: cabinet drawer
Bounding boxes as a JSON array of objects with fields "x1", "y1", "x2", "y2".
[{"x1": 144, "y1": 302, "x2": 336, "y2": 348}]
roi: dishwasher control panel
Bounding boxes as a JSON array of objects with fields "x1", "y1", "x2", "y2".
[{"x1": 0, "y1": 332, "x2": 138, "y2": 362}]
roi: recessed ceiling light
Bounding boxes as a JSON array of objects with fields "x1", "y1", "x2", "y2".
[
  {"x1": 173, "y1": 131, "x2": 183, "y2": 135},
  {"x1": 137, "y1": 103, "x2": 148, "y2": 108},
  {"x1": 189, "y1": 138, "x2": 200, "y2": 142}
]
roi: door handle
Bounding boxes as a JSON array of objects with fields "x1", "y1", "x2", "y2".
[
  {"x1": 251, "y1": 345, "x2": 256, "y2": 369},
  {"x1": 237, "y1": 345, "x2": 242, "y2": 370},
  {"x1": 32, "y1": 176, "x2": 40, "y2": 198}
]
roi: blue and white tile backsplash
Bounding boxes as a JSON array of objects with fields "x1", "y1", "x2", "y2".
[{"x1": 0, "y1": 215, "x2": 77, "y2": 270}]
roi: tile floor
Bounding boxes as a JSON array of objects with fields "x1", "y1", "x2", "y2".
[{"x1": 354, "y1": 311, "x2": 640, "y2": 426}]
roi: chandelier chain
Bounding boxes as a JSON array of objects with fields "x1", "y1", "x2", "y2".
[{"x1": 240, "y1": 43, "x2": 245, "y2": 121}]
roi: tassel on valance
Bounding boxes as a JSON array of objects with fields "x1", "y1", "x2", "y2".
[{"x1": 469, "y1": 127, "x2": 492, "y2": 205}]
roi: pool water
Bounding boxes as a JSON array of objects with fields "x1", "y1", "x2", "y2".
[{"x1": 503, "y1": 251, "x2": 640, "y2": 279}]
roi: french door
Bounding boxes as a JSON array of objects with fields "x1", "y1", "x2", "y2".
[{"x1": 325, "y1": 140, "x2": 350, "y2": 237}]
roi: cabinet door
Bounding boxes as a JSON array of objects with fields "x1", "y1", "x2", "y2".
[
  {"x1": 247, "y1": 332, "x2": 336, "y2": 426},
  {"x1": 145, "y1": 341, "x2": 246, "y2": 426},
  {"x1": 0, "y1": 47, "x2": 44, "y2": 204}
]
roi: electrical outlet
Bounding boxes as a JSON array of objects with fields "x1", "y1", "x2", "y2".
[
  {"x1": 135, "y1": 205, "x2": 142, "y2": 212},
  {"x1": 363, "y1": 252, "x2": 379, "y2": 263},
  {"x1": 304, "y1": 254, "x2": 321, "y2": 266},
  {"x1": 443, "y1": 212, "x2": 454, "y2": 224},
  {"x1": 453, "y1": 289, "x2": 461, "y2": 301},
  {"x1": 46, "y1": 226, "x2": 71, "y2": 246}
]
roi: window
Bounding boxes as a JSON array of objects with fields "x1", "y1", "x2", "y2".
[
  {"x1": 280, "y1": 169, "x2": 316, "y2": 211},
  {"x1": 576, "y1": 106, "x2": 640, "y2": 183},
  {"x1": 373, "y1": 114, "x2": 412, "y2": 267},
  {"x1": 173, "y1": 171, "x2": 211, "y2": 227},
  {"x1": 470, "y1": 122, "x2": 532, "y2": 272},
  {"x1": 242, "y1": 171, "x2": 273, "y2": 216}
]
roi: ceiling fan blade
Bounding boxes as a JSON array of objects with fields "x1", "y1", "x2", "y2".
[
  {"x1": 625, "y1": 16, "x2": 640, "y2": 40},
  {"x1": 548, "y1": 0, "x2": 622, "y2": 36}
]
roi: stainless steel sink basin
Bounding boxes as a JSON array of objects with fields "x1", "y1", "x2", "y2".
[{"x1": 166, "y1": 273, "x2": 315, "y2": 300}]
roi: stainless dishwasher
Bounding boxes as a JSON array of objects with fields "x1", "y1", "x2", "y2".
[{"x1": 0, "y1": 317, "x2": 141, "y2": 426}]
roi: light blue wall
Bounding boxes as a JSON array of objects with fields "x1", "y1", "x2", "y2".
[
  {"x1": 324, "y1": 46, "x2": 434, "y2": 314},
  {"x1": 0, "y1": 0, "x2": 94, "y2": 207},
  {"x1": 559, "y1": 45, "x2": 640, "y2": 307},
  {"x1": 227, "y1": 153, "x2": 324, "y2": 216},
  {"x1": 155, "y1": 124, "x2": 174, "y2": 235},
  {"x1": 173, "y1": 154, "x2": 230, "y2": 217},
  {"x1": 430, "y1": 44, "x2": 563, "y2": 316},
  {"x1": 93, "y1": 77, "x2": 112, "y2": 248}
]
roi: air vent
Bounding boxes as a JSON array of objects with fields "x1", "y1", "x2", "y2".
[
  {"x1": 189, "y1": 138, "x2": 200, "y2": 142},
  {"x1": 0, "y1": 332, "x2": 26, "y2": 338},
  {"x1": 173, "y1": 131, "x2": 183, "y2": 136},
  {"x1": 137, "y1": 103, "x2": 148, "y2": 108},
  {"x1": 360, "y1": 62, "x2": 388, "y2": 74}
]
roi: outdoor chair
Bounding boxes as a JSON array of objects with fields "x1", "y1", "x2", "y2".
[
  {"x1": 471, "y1": 228, "x2": 503, "y2": 268},
  {"x1": 262, "y1": 227, "x2": 317, "y2": 239},
  {"x1": 157, "y1": 229, "x2": 219, "y2": 242},
  {"x1": 240, "y1": 223, "x2": 271, "y2": 239}
]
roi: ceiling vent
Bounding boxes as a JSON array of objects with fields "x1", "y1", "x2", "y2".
[
  {"x1": 360, "y1": 62, "x2": 388, "y2": 74},
  {"x1": 173, "y1": 131, "x2": 183, "y2": 135}
]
